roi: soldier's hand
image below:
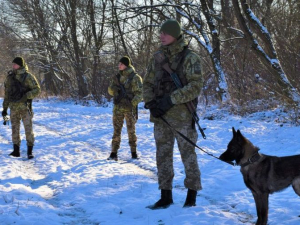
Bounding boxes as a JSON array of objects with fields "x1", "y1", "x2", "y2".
[
  {"x1": 150, "y1": 107, "x2": 165, "y2": 118},
  {"x1": 148, "y1": 96, "x2": 174, "y2": 118},
  {"x1": 144, "y1": 100, "x2": 163, "y2": 117},
  {"x1": 2, "y1": 110, "x2": 7, "y2": 117},
  {"x1": 144, "y1": 99, "x2": 157, "y2": 109},
  {"x1": 112, "y1": 85, "x2": 120, "y2": 95},
  {"x1": 156, "y1": 95, "x2": 174, "y2": 112}
]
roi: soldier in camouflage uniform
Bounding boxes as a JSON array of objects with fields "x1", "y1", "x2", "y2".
[
  {"x1": 107, "y1": 56, "x2": 143, "y2": 161},
  {"x1": 1, "y1": 57, "x2": 41, "y2": 159},
  {"x1": 143, "y1": 19, "x2": 203, "y2": 209}
]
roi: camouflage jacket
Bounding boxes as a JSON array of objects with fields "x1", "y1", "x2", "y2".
[
  {"x1": 108, "y1": 66, "x2": 143, "y2": 112},
  {"x1": 143, "y1": 36, "x2": 203, "y2": 125},
  {"x1": 3, "y1": 65, "x2": 41, "y2": 112}
]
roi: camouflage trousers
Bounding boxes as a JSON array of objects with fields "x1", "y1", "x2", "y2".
[
  {"x1": 111, "y1": 110, "x2": 137, "y2": 153},
  {"x1": 154, "y1": 120, "x2": 202, "y2": 191},
  {"x1": 10, "y1": 108, "x2": 34, "y2": 146}
]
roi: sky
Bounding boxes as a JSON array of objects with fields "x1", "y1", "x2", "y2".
[{"x1": 0, "y1": 98, "x2": 299, "y2": 225}]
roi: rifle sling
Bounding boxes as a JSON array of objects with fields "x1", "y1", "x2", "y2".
[
  {"x1": 161, "y1": 116, "x2": 228, "y2": 164},
  {"x1": 114, "y1": 72, "x2": 136, "y2": 104},
  {"x1": 159, "y1": 51, "x2": 206, "y2": 139}
]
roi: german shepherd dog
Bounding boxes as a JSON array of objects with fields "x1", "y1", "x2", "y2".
[{"x1": 219, "y1": 127, "x2": 300, "y2": 225}]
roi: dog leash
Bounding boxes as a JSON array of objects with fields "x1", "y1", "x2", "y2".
[{"x1": 160, "y1": 116, "x2": 234, "y2": 166}]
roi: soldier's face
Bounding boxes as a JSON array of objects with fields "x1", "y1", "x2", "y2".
[
  {"x1": 118, "y1": 62, "x2": 127, "y2": 71},
  {"x1": 13, "y1": 63, "x2": 20, "y2": 70},
  {"x1": 160, "y1": 32, "x2": 176, "y2": 46}
]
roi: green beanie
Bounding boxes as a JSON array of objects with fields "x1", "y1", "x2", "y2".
[{"x1": 160, "y1": 19, "x2": 182, "y2": 39}]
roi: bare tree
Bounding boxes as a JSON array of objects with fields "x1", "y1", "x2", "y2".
[
  {"x1": 119, "y1": 1, "x2": 231, "y2": 102},
  {"x1": 0, "y1": 0, "x2": 299, "y2": 115},
  {"x1": 232, "y1": 0, "x2": 300, "y2": 105}
]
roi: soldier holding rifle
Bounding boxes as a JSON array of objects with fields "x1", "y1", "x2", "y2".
[
  {"x1": 107, "y1": 56, "x2": 143, "y2": 161},
  {"x1": 143, "y1": 19, "x2": 204, "y2": 209},
  {"x1": 2, "y1": 57, "x2": 40, "y2": 159}
]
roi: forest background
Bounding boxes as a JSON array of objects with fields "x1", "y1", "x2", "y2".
[{"x1": 0, "y1": 0, "x2": 299, "y2": 118}]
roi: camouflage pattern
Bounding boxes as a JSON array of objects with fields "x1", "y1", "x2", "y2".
[
  {"x1": 111, "y1": 110, "x2": 137, "y2": 153},
  {"x1": 2, "y1": 65, "x2": 41, "y2": 146},
  {"x1": 154, "y1": 121, "x2": 202, "y2": 190},
  {"x1": 143, "y1": 35, "x2": 203, "y2": 191},
  {"x1": 108, "y1": 66, "x2": 143, "y2": 111},
  {"x1": 3, "y1": 65, "x2": 41, "y2": 112},
  {"x1": 11, "y1": 108, "x2": 34, "y2": 146},
  {"x1": 108, "y1": 66, "x2": 143, "y2": 153},
  {"x1": 143, "y1": 36, "x2": 203, "y2": 125}
]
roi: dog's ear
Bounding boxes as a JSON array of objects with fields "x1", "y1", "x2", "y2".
[
  {"x1": 237, "y1": 129, "x2": 242, "y2": 137},
  {"x1": 232, "y1": 127, "x2": 237, "y2": 137},
  {"x1": 236, "y1": 130, "x2": 246, "y2": 142}
]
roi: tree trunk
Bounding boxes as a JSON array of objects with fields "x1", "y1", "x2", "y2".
[{"x1": 232, "y1": 0, "x2": 300, "y2": 104}]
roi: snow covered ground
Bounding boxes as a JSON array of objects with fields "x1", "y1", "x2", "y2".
[{"x1": 0, "y1": 98, "x2": 299, "y2": 225}]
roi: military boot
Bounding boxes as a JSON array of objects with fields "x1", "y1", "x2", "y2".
[
  {"x1": 9, "y1": 144, "x2": 20, "y2": 157},
  {"x1": 27, "y1": 146, "x2": 34, "y2": 159},
  {"x1": 131, "y1": 152, "x2": 138, "y2": 159},
  {"x1": 147, "y1": 189, "x2": 173, "y2": 209},
  {"x1": 130, "y1": 145, "x2": 138, "y2": 159},
  {"x1": 183, "y1": 189, "x2": 197, "y2": 207},
  {"x1": 107, "y1": 152, "x2": 118, "y2": 161}
]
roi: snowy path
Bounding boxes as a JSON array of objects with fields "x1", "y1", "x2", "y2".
[
  {"x1": 0, "y1": 99, "x2": 299, "y2": 225},
  {"x1": 0, "y1": 101, "x2": 158, "y2": 224}
]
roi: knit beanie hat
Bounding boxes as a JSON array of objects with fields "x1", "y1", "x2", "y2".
[
  {"x1": 12, "y1": 57, "x2": 25, "y2": 67},
  {"x1": 160, "y1": 19, "x2": 182, "y2": 39},
  {"x1": 119, "y1": 56, "x2": 131, "y2": 67}
]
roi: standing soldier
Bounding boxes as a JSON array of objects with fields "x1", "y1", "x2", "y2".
[
  {"x1": 107, "y1": 56, "x2": 143, "y2": 161},
  {"x1": 1, "y1": 57, "x2": 41, "y2": 159},
  {"x1": 143, "y1": 19, "x2": 203, "y2": 209}
]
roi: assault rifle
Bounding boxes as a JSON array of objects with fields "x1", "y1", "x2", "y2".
[
  {"x1": 113, "y1": 75, "x2": 127, "y2": 105},
  {"x1": 113, "y1": 74, "x2": 138, "y2": 119},
  {"x1": 154, "y1": 51, "x2": 206, "y2": 139}
]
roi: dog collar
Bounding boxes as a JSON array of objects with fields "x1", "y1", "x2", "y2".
[{"x1": 240, "y1": 152, "x2": 261, "y2": 168}]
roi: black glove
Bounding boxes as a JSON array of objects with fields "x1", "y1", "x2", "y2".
[
  {"x1": 156, "y1": 95, "x2": 174, "y2": 113},
  {"x1": 148, "y1": 95, "x2": 174, "y2": 118},
  {"x1": 144, "y1": 99, "x2": 157, "y2": 109},
  {"x1": 150, "y1": 107, "x2": 164, "y2": 118},
  {"x1": 2, "y1": 110, "x2": 7, "y2": 117}
]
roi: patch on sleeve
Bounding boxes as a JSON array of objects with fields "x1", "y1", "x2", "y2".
[{"x1": 194, "y1": 63, "x2": 202, "y2": 74}]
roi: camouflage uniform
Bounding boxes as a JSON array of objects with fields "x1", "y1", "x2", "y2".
[
  {"x1": 143, "y1": 36, "x2": 203, "y2": 191},
  {"x1": 2, "y1": 65, "x2": 41, "y2": 147},
  {"x1": 108, "y1": 66, "x2": 143, "y2": 154}
]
